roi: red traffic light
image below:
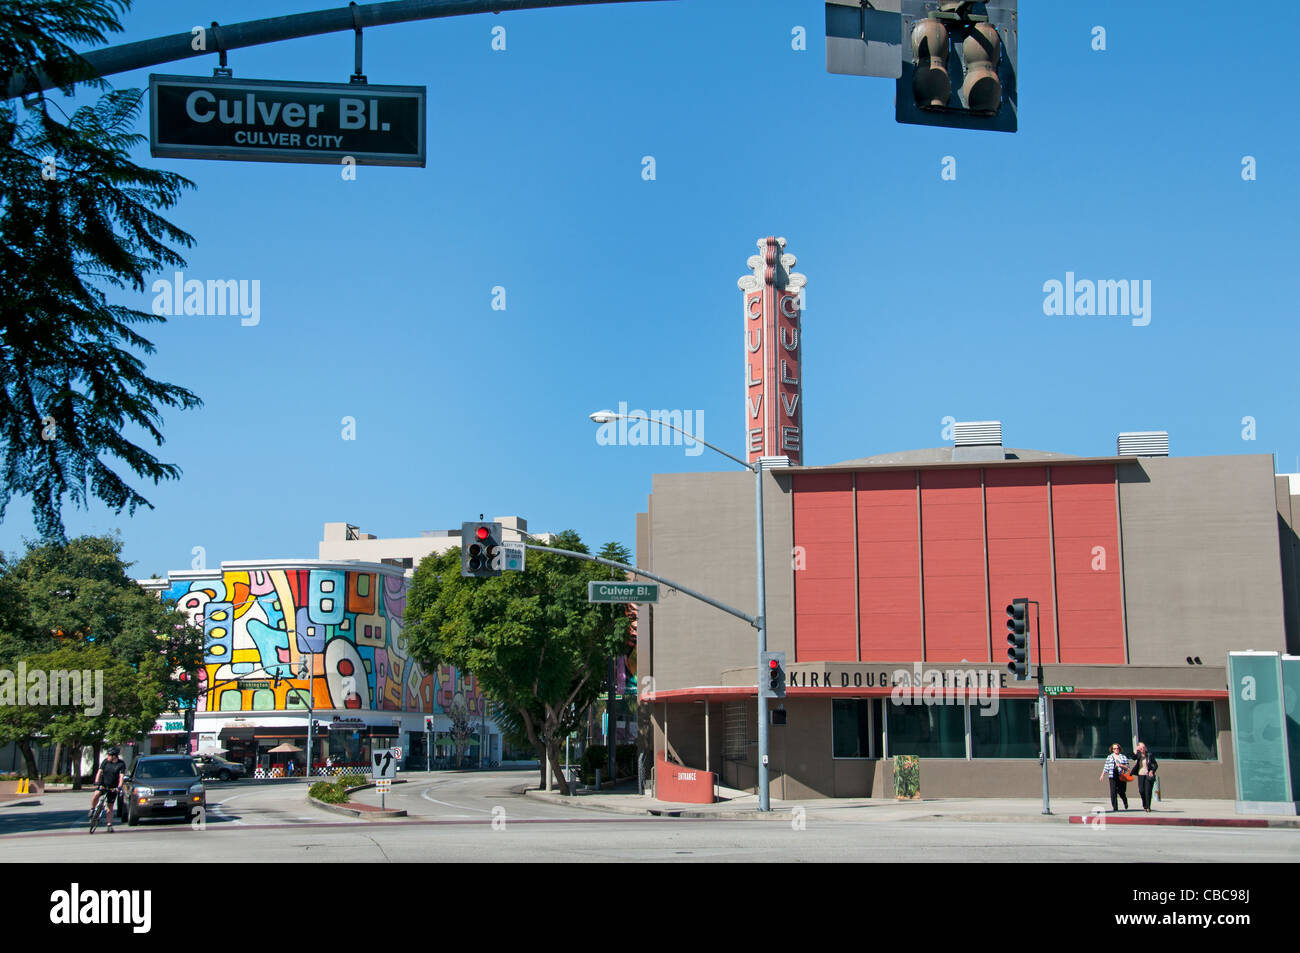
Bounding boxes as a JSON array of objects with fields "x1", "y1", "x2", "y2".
[
  {"x1": 768, "y1": 659, "x2": 779, "y2": 670},
  {"x1": 475, "y1": 526, "x2": 489, "y2": 541}
]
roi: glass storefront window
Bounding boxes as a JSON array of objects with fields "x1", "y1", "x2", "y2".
[
  {"x1": 832, "y1": 699, "x2": 872, "y2": 758},
  {"x1": 886, "y1": 702, "x2": 966, "y2": 758},
  {"x1": 971, "y1": 699, "x2": 1041, "y2": 758},
  {"x1": 1053, "y1": 699, "x2": 1132, "y2": 759},
  {"x1": 1137, "y1": 701, "x2": 1217, "y2": 761}
]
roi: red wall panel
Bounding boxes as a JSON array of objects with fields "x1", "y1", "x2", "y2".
[
  {"x1": 792, "y1": 473, "x2": 856, "y2": 661},
  {"x1": 985, "y1": 467, "x2": 1057, "y2": 663},
  {"x1": 920, "y1": 469, "x2": 987, "y2": 662},
  {"x1": 857, "y1": 471, "x2": 922, "y2": 661},
  {"x1": 1051, "y1": 465, "x2": 1124, "y2": 663}
]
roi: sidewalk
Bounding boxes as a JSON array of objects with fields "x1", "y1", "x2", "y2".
[{"x1": 524, "y1": 783, "x2": 1300, "y2": 828}]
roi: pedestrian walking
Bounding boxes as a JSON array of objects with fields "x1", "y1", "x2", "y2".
[
  {"x1": 1132, "y1": 742, "x2": 1158, "y2": 813},
  {"x1": 1100, "y1": 742, "x2": 1130, "y2": 811}
]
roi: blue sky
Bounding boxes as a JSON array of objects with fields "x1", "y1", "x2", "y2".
[{"x1": 2, "y1": 0, "x2": 1296, "y2": 577}]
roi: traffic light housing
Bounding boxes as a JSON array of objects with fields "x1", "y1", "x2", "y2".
[
  {"x1": 1006, "y1": 598, "x2": 1029, "y2": 680},
  {"x1": 760, "y1": 651, "x2": 786, "y2": 699},
  {"x1": 897, "y1": 1, "x2": 1017, "y2": 133},
  {"x1": 461, "y1": 521, "x2": 503, "y2": 578}
]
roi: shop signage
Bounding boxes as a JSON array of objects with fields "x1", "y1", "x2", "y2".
[
  {"x1": 781, "y1": 667, "x2": 1010, "y2": 689},
  {"x1": 149, "y1": 74, "x2": 426, "y2": 167},
  {"x1": 329, "y1": 717, "x2": 367, "y2": 731},
  {"x1": 151, "y1": 718, "x2": 185, "y2": 734}
]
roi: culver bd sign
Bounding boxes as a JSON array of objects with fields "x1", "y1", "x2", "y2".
[{"x1": 149, "y1": 74, "x2": 426, "y2": 167}]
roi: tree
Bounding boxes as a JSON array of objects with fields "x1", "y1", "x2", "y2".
[
  {"x1": 404, "y1": 531, "x2": 633, "y2": 795},
  {"x1": 0, "y1": 533, "x2": 204, "y2": 780},
  {"x1": 0, "y1": 0, "x2": 202, "y2": 539},
  {"x1": 447, "y1": 695, "x2": 473, "y2": 769}
]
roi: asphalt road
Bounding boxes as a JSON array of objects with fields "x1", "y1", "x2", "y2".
[{"x1": 1, "y1": 771, "x2": 1296, "y2": 862}]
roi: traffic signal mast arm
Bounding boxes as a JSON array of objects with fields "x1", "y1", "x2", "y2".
[
  {"x1": 6, "y1": 0, "x2": 679, "y2": 100},
  {"x1": 522, "y1": 543, "x2": 757, "y2": 628}
]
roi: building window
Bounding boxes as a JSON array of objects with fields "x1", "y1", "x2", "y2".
[
  {"x1": 1136, "y1": 701, "x2": 1217, "y2": 760},
  {"x1": 886, "y1": 702, "x2": 966, "y2": 758},
  {"x1": 724, "y1": 702, "x2": 748, "y2": 761},
  {"x1": 1052, "y1": 699, "x2": 1132, "y2": 759},
  {"x1": 832, "y1": 699, "x2": 873, "y2": 758},
  {"x1": 971, "y1": 699, "x2": 1041, "y2": 758}
]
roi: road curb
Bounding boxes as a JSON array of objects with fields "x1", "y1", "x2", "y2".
[
  {"x1": 305, "y1": 794, "x2": 407, "y2": 819},
  {"x1": 1067, "y1": 814, "x2": 1298, "y2": 829}
]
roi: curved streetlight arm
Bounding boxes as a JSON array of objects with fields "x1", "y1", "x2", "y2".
[{"x1": 592, "y1": 412, "x2": 755, "y2": 472}]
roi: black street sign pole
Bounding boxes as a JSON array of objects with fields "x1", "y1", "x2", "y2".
[
  {"x1": 7, "y1": 0, "x2": 678, "y2": 100},
  {"x1": 1027, "y1": 598, "x2": 1050, "y2": 815}
]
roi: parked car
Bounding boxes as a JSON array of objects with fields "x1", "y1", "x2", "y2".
[
  {"x1": 192, "y1": 754, "x2": 245, "y2": 782},
  {"x1": 118, "y1": 755, "x2": 205, "y2": 826}
]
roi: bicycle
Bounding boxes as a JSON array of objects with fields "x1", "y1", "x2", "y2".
[{"x1": 88, "y1": 788, "x2": 119, "y2": 834}]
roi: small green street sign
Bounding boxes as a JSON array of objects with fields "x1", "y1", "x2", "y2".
[
  {"x1": 1043, "y1": 685, "x2": 1074, "y2": 695},
  {"x1": 587, "y1": 581, "x2": 659, "y2": 604}
]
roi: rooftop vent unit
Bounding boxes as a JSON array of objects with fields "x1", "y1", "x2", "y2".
[
  {"x1": 1117, "y1": 432, "x2": 1169, "y2": 457},
  {"x1": 952, "y1": 420, "x2": 1004, "y2": 462}
]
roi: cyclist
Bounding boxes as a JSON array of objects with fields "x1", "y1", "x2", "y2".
[{"x1": 90, "y1": 747, "x2": 126, "y2": 828}]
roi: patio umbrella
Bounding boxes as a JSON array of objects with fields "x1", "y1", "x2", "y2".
[{"x1": 267, "y1": 743, "x2": 302, "y2": 753}]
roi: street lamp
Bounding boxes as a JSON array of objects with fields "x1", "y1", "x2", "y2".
[{"x1": 589, "y1": 409, "x2": 776, "y2": 811}]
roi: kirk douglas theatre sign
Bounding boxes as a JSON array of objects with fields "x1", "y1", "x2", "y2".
[{"x1": 149, "y1": 75, "x2": 426, "y2": 167}]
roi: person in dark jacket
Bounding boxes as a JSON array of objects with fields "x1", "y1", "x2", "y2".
[
  {"x1": 1132, "y1": 742, "x2": 1159, "y2": 812},
  {"x1": 1100, "y1": 743, "x2": 1130, "y2": 811}
]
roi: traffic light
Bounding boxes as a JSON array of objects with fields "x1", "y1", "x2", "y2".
[
  {"x1": 897, "y1": 1, "x2": 1017, "y2": 133},
  {"x1": 759, "y1": 651, "x2": 786, "y2": 699},
  {"x1": 1005, "y1": 598, "x2": 1029, "y2": 680},
  {"x1": 461, "y1": 521, "x2": 503, "y2": 578}
]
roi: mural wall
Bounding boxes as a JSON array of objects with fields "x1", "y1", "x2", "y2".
[{"x1": 165, "y1": 568, "x2": 485, "y2": 717}]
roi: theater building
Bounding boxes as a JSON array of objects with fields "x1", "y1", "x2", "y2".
[{"x1": 635, "y1": 429, "x2": 1300, "y2": 799}]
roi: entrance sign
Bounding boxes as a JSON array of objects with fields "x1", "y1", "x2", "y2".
[
  {"x1": 149, "y1": 74, "x2": 426, "y2": 167},
  {"x1": 588, "y1": 581, "x2": 659, "y2": 604}
]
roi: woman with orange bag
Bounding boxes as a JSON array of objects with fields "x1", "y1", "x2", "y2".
[{"x1": 1100, "y1": 742, "x2": 1131, "y2": 811}]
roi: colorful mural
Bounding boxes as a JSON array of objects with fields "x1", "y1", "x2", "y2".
[{"x1": 165, "y1": 567, "x2": 484, "y2": 716}]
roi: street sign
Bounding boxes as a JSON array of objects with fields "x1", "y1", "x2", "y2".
[
  {"x1": 1043, "y1": 685, "x2": 1074, "y2": 695},
  {"x1": 826, "y1": 0, "x2": 902, "y2": 78},
  {"x1": 393, "y1": 747, "x2": 403, "y2": 761},
  {"x1": 499, "y1": 542, "x2": 526, "y2": 572},
  {"x1": 149, "y1": 74, "x2": 426, "y2": 167},
  {"x1": 371, "y1": 748, "x2": 398, "y2": 779},
  {"x1": 375, "y1": 779, "x2": 392, "y2": 794},
  {"x1": 588, "y1": 581, "x2": 659, "y2": 604}
]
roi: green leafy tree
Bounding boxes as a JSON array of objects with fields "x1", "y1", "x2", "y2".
[
  {"x1": 0, "y1": 534, "x2": 203, "y2": 780},
  {"x1": 405, "y1": 531, "x2": 633, "y2": 795},
  {"x1": 0, "y1": 0, "x2": 201, "y2": 539}
]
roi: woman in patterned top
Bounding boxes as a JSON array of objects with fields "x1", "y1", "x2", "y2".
[{"x1": 1100, "y1": 742, "x2": 1130, "y2": 812}]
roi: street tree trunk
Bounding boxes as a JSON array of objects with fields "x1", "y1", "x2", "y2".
[
  {"x1": 17, "y1": 740, "x2": 39, "y2": 778},
  {"x1": 548, "y1": 739, "x2": 569, "y2": 796}
]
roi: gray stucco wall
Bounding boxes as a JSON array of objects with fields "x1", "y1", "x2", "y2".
[
  {"x1": 1119, "y1": 455, "x2": 1287, "y2": 664},
  {"x1": 640, "y1": 469, "x2": 793, "y2": 692}
]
